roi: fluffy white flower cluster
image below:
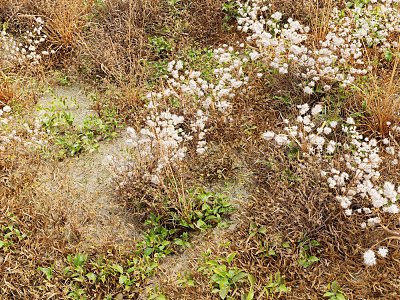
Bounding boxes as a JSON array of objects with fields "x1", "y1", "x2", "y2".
[
  {"x1": 0, "y1": 105, "x2": 12, "y2": 122},
  {"x1": 263, "y1": 104, "x2": 400, "y2": 217},
  {"x1": 156, "y1": 46, "x2": 248, "y2": 114},
  {"x1": 236, "y1": 0, "x2": 400, "y2": 93},
  {"x1": 111, "y1": 45, "x2": 255, "y2": 186},
  {"x1": 146, "y1": 45, "x2": 250, "y2": 154},
  {"x1": 0, "y1": 107, "x2": 48, "y2": 152},
  {"x1": 0, "y1": 17, "x2": 54, "y2": 68},
  {"x1": 363, "y1": 246, "x2": 389, "y2": 266},
  {"x1": 123, "y1": 110, "x2": 190, "y2": 185},
  {"x1": 190, "y1": 109, "x2": 209, "y2": 155},
  {"x1": 262, "y1": 103, "x2": 338, "y2": 155},
  {"x1": 0, "y1": 105, "x2": 13, "y2": 151},
  {"x1": 326, "y1": 121, "x2": 400, "y2": 220},
  {"x1": 262, "y1": 103, "x2": 400, "y2": 265}
]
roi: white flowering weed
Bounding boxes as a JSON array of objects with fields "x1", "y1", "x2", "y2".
[
  {"x1": 236, "y1": 0, "x2": 400, "y2": 94},
  {"x1": 0, "y1": 17, "x2": 54, "y2": 68}
]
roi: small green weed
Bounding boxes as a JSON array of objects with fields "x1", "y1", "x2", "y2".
[
  {"x1": 177, "y1": 271, "x2": 195, "y2": 288},
  {"x1": 222, "y1": 1, "x2": 240, "y2": 31},
  {"x1": 198, "y1": 251, "x2": 253, "y2": 300},
  {"x1": 298, "y1": 238, "x2": 320, "y2": 268},
  {"x1": 174, "y1": 190, "x2": 235, "y2": 231},
  {"x1": 324, "y1": 281, "x2": 347, "y2": 300},
  {"x1": 38, "y1": 266, "x2": 54, "y2": 281},
  {"x1": 149, "y1": 36, "x2": 173, "y2": 57},
  {"x1": 38, "y1": 97, "x2": 118, "y2": 158},
  {"x1": 0, "y1": 215, "x2": 27, "y2": 252},
  {"x1": 140, "y1": 214, "x2": 176, "y2": 258},
  {"x1": 264, "y1": 272, "x2": 290, "y2": 298}
]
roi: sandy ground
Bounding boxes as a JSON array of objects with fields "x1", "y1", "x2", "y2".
[{"x1": 36, "y1": 85, "x2": 140, "y2": 250}]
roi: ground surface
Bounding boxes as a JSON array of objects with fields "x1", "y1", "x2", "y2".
[{"x1": 1, "y1": 0, "x2": 400, "y2": 299}]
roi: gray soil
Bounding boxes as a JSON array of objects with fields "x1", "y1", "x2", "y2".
[
  {"x1": 36, "y1": 85, "x2": 97, "y2": 127},
  {"x1": 36, "y1": 85, "x2": 140, "y2": 250}
]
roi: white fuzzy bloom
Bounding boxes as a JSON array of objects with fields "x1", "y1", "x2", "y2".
[
  {"x1": 274, "y1": 134, "x2": 290, "y2": 146},
  {"x1": 297, "y1": 104, "x2": 309, "y2": 115},
  {"x1": 326, "y1": 140, "x2": 336, "y2": 154},
  {"x1": 262, "y1": 131, "x2": 275, "y2": 140},
  {"x1": 249, "y1": 51, "x2": 260, "y2": 61},
  {"x1": 377, "y1": 247, "x2": 388, "y2": 258},
  {"x1": 363, "y1": 250, "x2": 376, "y2": 266},
  {"x1": 323, "y1": 127, "x2": 332, "y2": 135},
  {"x1": 311, "y1": 104, "x2": 323, "y2": 116},
  {"x1": 346, "y1": 117, "x2": 355, "y2": 125},
  {"x1": 304, "y1": 86, "x2": 313, "y2": 94},
  {"x1": 2, "y1": 105, "x2": 11, "y2": 113},
  {"x1": 367, "y1": 217, "x2": 381, "y2": 227},
  {"x1": 271, "y1": 12, "x2": 283, "y2": 21}
]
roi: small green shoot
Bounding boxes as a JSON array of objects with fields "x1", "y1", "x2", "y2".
[{"x1": 324, "y1": 281, "x2": 347, "y2": 300}]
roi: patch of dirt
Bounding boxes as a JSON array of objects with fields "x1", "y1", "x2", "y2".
[
  {"x1": 36, "y1": 85, "x2": 140, "y2": 250},
  {"x1": 36, "y1": 85, "x2": 97, "y2": 127}
]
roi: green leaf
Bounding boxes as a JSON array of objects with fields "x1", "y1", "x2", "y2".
[
  {"x1": 86, "y1": 272, "x2": 97, "y2": 282},
  {"x1": 248, "y1": 274, "x2": 256, "y2": 287},
  {"x1": 226, "y1": 252, "x2": 236, "y2": 264},
  {"x1": 73, "y1": 253, "x2": 87, "y2": 267},
  {"x1": 278, "y1": 284, "x2": 288, "y2": 293},
  {"x1": 38, "y1": 267, "x2": 53, "y2": 280},
  {"x1": 331, "y1": 281, "x2": 339, "y2": 292},
  {"x1": 245, "y1": 287, "x2": 254, "y2": 300},
  {"x1": 196, "y1": 219, "x2": 207, "y2": 230},
  {"x1": 144, "y1": 248, "x2": 154, "y2": 256},
  {"x1": 119, "y1": 274, "x2": 128, "y2": 285},
  {"x1": 231, "y1": 271, "x2": 248, "y2": 284},
  {"x1": 113, "y1": 264, "x2": 124, "y2": 274},
  {"x1": 385, "y1": 49, "x2": 393, "y2": 61},
  {"x1": 310, "y1": 240, "x2": 320, "y2": 247},
  {"x1": 219, "y1": 285, "x2": 230, "y2": 299},
  {"x1": 336, "y1": 294, "x2": 346, "y2": 300}
]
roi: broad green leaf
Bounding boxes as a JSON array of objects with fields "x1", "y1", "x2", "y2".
[
  {"x1": 86, "y1": 272, "x2": 97, "y2": 282},
  {"x1": 119, "y1": 274, "x2": 128, "y2": 285},
  {"x1": 226, "y1": 252, "x2": 236, "y2": 264},
  {"x1": 231, "y1": 271, "x2": 248, "y2": 284},
  {"x1": 113, "y1": 264, "x2": 124, "y2": 274}
]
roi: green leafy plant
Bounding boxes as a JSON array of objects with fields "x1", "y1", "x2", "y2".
[
  {"x1": 149, "y1": 36, "x2": 173, "y2": 57},
  {"x1": 198, "y1": 251, "x2": 252, "y2": 299},
  {"x1": 324, "y1": 281, "x2": 347, "y2": 300},
  {"x1": 298, "y1": 239, "x2": 320, "y2": 268},
  {"x1": 264, "y1": 272, "x2": 290, "y2": 298},
  {"x1": 175, "y1": 190, "x2": 235, "y2": 231},
  {"x1": 177, "y1": 271, "x2": 195, "y2": 288},
  {"x1": 0, "y1": 216, "x2": 27, "y2": 252},
  {"x1": 38, "y1": 266, "x2": 54, "y2": 281},
  {"x1": 38, "y1": 97, "x2": 118, "y2": 158},
  {"x1": 68, "y1": 286, "x2": 87, "y2": 300},
  {"x1": 139, "y1": 214, "x2": 176, "y2": 258},
  {"x1": 167, "y1": 0, "x2": 181, "y2": 6},
  {"x1": 222, "y1": 1, "x2": 240, "y2": 31},
  {"x1": 173, "y1": 232, "x2": 191, "y2": 248}
]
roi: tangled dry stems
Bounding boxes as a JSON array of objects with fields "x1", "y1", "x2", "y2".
[{"x1": 1, "y1": 0, "x2": 400, "y2": 298}]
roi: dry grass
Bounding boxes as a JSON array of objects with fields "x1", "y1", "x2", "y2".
[
  {"x1": 360, "y1": 61, "x2": 400, "y2": 136},
  {"x1": 0, "y1": 145, "x2": 64, "y2": 298},
  {"x1": 0, "y1": 81, "x2": 15, "y2": 107},
  {"x1": 77, "y1": 0, "x2": 164, "y2": 83},
  {"x1": 1, "y1": 0, "x2": 400, "y2": 299},
  {"x1": 40, "y1": 0, "x2": 93, "y2": 51}
]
